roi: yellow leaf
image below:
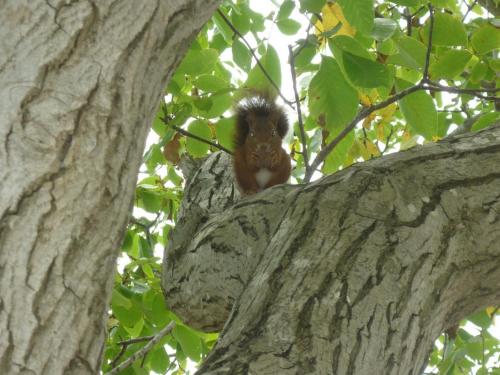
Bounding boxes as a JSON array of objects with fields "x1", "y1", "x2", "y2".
[
  {"x1": 378, "y1": 103, "x2": 397, "y2": 124},
  {"x1": 363, "y1": 112, "x2": 376, "y2": 129},
  {"x1": 486, "y1": 306, "x2": 498, "y2": 317},
  {"x1": 402, "y1": 129, "x2": 411, "y2": 141},
  {"x1": 376, "y1": 122, "x2": 386, "y2": 142},
  {"x1": 359, "y1": 92, "x2": 372, "y2": 107},
  {"x1": 363, "y1": 140, "x2": 380, "y2": 159},
  {"x1": 316, "y1": 3, "x2": 356, "y2": 46}
]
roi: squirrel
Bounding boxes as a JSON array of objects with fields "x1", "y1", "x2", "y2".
[{"x1": 233, "y1": 94, "x2": 292, "y2": 195}]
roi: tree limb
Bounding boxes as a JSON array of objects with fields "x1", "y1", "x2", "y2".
[
  {"x1": 163, "y1": 125, "x2": 500, "y2": 374},
  {"x1": 106, "y1": 321, "x2": 176, "y2": 375}
]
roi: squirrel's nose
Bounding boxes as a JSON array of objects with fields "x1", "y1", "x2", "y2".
[{"x1": 257, "y1": 143, "x2": 271, "y2": 152}]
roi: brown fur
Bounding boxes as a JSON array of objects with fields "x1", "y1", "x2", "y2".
[{"x1": 232, "y1": 94, "x2": 291, "y2": 195}]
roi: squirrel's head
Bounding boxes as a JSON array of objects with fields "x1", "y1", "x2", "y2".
[
  {"x1": 245, "y1": 110, "x2": 282, "y2": 152},
  {"x1": 234, "y1": 96, "x2": 288, "y2": 152}
]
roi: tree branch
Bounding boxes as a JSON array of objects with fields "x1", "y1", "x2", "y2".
[
  {"x1": 304, "y1": 84, "x2": 423, "y2": 181},
  {"x1": 161, "y1": 104, "x2": 233, "y2": 155},
  {"x1": 288, "y1": 45, "x2": 311, "y2": 176},
  {"x1": 422, "y1": 3, "x2": 434, "y2": 83},
  {"x1": 106, "y1": 321, "x2": 176, "y2": 375},
  {"x1": 216, "y1": 9, "x2": 294, "y2": 108}
]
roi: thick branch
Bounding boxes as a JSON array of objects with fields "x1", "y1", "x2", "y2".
[{"x1": 163, "y1": 125, "x2": 500, "y2": 374}]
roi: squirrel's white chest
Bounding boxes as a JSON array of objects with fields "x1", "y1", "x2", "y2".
[{"x1": 255, "y1": 168, "x2": 272, "y2": 188}]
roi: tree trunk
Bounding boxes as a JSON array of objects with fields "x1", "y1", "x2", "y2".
[
  {"x1": 163, "y1": 126, "x2": 500, "y2": 374},
  {"x1": 0, "y1": 1, "x2": 220, "y2": 374}
]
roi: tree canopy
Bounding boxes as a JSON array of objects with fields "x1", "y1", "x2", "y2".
[{"x1": 101, "y1": 0, "x2": 499, "y2": 374}]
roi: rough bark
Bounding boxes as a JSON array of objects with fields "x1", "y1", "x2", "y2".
[
  {"x1": 163, "y1": 126, "x2": 500, "y2": 374},
  {"x1": 0, "y1": 1, "x2": 220, "y2": 374}
]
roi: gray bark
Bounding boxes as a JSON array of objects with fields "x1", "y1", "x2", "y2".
[
  {"x1": 163, "y1": 126, "x2": 500, "y2": 374},
  {"x1": 0, "y1": 1, "x2": 220, "y2": 374}
]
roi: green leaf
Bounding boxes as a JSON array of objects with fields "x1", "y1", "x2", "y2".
[
  {"x1": 215, "y1": 117, "x2": 235, "y2": 152},
  {"x1": 193, "y1": 97, "x2": 213, "y2": 112},
  {"x1": 396, "y1": 78, "x2": 438, "y2": 140},
  {"x1": 387, "y1": 35, "x2": 427, "y2": 69},
  {"x1": 371, "y1": 18, "x2": 397, "y2": 41},
  {"x1": 213, "y1": 11, "x2": 234, "y2": 44},
  {"x1": 232, "y1": 39, "x2": 252, "y2": 71},
  {"x1": 377, "y1": 38, "x2": 397, "y2": 55},
  {"x1": 204, "y1": 93, "x2": 233, "y2": 118},
  {"x1": 330, "y1": 35, "x2": 372, "y2": 59},
  {"x1": 323, "y1": 131, "x2": 355, "y2": 173},
  {"x1": 121, "y1": 230, "x2": 134, "y2": 253},
  {"x1": 472, "y1": 112, "x2": 500, "y2": 132},
  {"x1": 141, "y1": 263, "x2": 154, "y2": 278},
  {"x1": 173, "y1": 325, "x2": 202, "y2": 362},
  {"x1": 429, "y1": 50, "x2": 472, "y2": 80},
  {"x1": 231, "y1": 6, "x2": 251, "y2": 35},
  {"x1": 246, "y1": 45, "x2": 281, "y2": 92},
  {"x1": 150, "y1": 293, "x2": 170, "y2": 327},
  {"x1": 111, "y1": 288, "x2": 132, "y2": 309},
  {"x1": 176, "y1": 49, "x2": 219, "y2": 76},
  {"x1": 141, "y1": 190, "x2": 163, "y2": 213},
  {"x1": 149, "y1": 347, "x2": 169, "y2": 374},
  {"x1": 422, "y1": 12, "x2": 467, "y2": 47},
  {"x1": 123, "y1": 317, "x2": 144, "y2": 337},
  {"x1": 294, "y1": 44, "x2": 317, "y2": 70},
  {"x1": 471, "y1": 24, "x2": 500, "y2": 54},
  {"x1": 277, "y1": 0, "x2": 295, "y2": 20},
  {"x1": 337, "y1": 0, "x2": 374, "y2": 35},
  {"x1": 169, "y1": 102, "x2": 192, "y2": 126},
  {"x1": 112, "y1": 303, "x2": 142, "y2": 328},
  {"x1": 186, "y1": 120, "x2": 212, "y2": 157},
  {"x1": 342, "y1": 51, "x2": 391, "y2": 88},
  {"x1": 139, "y1": 236, "x2": 153, "y2": 258},
  {"x1": 389, "y1": 0, "x2": 421, "y2": 5},
  {"x1": 144, "y1": 144, "x2": 166, "y2": 172},
  {"x1": 194, "y1": 74, "x2": 228, "y2": 92},
  {"x1": 210, "y1": 33, "x2": 230, "y2": 53},
  {"x1": 299, "y1": 0, "x2": 325, "y2": 13},
  {"x1": 308, "y1": 56, "x2": 358, "y2": 132},
  {"x1": 277, "y1": 18, "x2": 302, "y2": 35}
]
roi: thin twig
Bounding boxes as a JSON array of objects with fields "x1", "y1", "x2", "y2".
[
  {"x1": 381, "y1": 127, "x2": 395, "y2": 154},
  {"x1": 106, "y1": 321, "x2": 176, "y2": 375},
  {"x1": 462, "y1": 0, "x2": 479, "y2": 20},
  {"x1": 130, "y1": 213, "x2": 160, "y2": 250},
  {"x1": 422, "y1": 3, "x2": 434, "y2": 83},
  {"x1": 161, "y1": 104, "x2": 233, "y2": 155},
  {"x1": 117, "y1": 335, "x2": 155, "y2": 346},
  {"x1": 425, "y1": 83, "x2": 499, "y2": 101},
  {"x1": 404, "y1": 8, "x2": 412, "y2": 36},
  {"x1": 171, "y1": 123, "x2": 233, "y2": 154},
  {"x1": 288, "y1": 45, "x2": 311, "y2": 175},
  {"x1": 216, "y1": 9, "x2": 294, "y2": 108}
]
